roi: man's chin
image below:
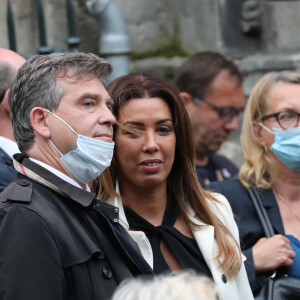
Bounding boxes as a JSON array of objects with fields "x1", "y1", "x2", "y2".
[
  {"x1": 196, "y1": 146, "x2": 219, "y2": 158},
  {"x1": 206, "y1": 148, "x2": 219, "y2": 157},
  {"x1": 211, "y1": 137, "x2": 228, "y2": 151}
]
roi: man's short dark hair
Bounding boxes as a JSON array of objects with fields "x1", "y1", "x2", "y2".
[{"x1": 174, "y1": 51, "x2": 243, "y2": 98}]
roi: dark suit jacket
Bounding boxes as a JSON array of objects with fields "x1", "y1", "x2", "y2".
[
  {"x1": 207, "y1": 177, "x2": 285, "y2": 294},
  {"x1": 196, "y1": 153, "x2": 238, "y2": 186},
  {"x1": 0, "y1": 154, "x2": 153, "y2": 300},
  {"x1": 0, "y1": 147, "x2": 17, "y2": 193}
]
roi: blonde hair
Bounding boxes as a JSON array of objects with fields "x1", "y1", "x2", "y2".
[
  {"x1": 111, "y1": 271, "x2": 218, "y2": 300},
  {"x1": 239, "y1": 71, "x2": 300, "y2": 188}
]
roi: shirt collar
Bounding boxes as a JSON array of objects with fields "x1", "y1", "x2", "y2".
[
  {"x1": 0, "y1": 137, "x2": 20, "y2": 158},
  {"x1": 14, "y1": 154, "x2": 95, "y2": 207},
  {"x1": 29, "y1": 157, "x2": 90, "y2": 191}
]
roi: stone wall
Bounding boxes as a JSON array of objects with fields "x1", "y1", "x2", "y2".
[
  {"x1": 2, "y1": 0, "x2": 300, "y2": 57},
  {"x1": 1, "y1": 0, "x2": 300, "y2": 166}
]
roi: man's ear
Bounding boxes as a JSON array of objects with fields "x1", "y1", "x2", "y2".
[
  {"x1": 2, "y1": 89, "x2": 11, "y2": 112},
  {"x1": 252, "y1": 121, "x2": 267, "y2": 146},
  {"x1": 179, "y1": 92, "x2": 198, "y2": 118},
  {"x1": 179, "y1": 92, "x2": 194, "y2": 107},
  {"x1": 30, "y1": 107, "x2": 51, "y2": 139}
]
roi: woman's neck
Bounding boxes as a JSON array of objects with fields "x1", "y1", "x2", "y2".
[
  {"x1": 118, "y1": 180, "x2": 168, "y2": 226},
  {"x1": 272, "y1": 167, "x2": 300, "y2": 201}
]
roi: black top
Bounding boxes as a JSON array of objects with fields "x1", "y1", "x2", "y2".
[{"x1": 124, "y1": 198, "x2": 213, "y2": 279}]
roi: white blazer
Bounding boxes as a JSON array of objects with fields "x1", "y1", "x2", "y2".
[{"x1": 107, "y1": 193, "x2": 254, "y2": 300}]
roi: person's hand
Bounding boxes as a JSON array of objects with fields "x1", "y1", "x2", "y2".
[{"x1": 253, "y1": 234, "x2": 295, "y2": 272}]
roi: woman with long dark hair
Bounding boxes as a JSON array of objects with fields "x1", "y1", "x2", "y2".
[{"x1": 91, "y1": 73, "x2": 253, "y2": 300}]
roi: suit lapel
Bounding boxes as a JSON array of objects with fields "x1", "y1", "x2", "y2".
[{"x1": 259, "y1": 188, "x2": 285, "y2": 235}]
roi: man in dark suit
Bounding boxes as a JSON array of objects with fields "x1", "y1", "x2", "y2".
[
  {"x1": 0, "y1": 48, "x2": 26, "y2": 192},
  {"x1": 174, "y1": 52, "x2": 245, "y2": 186},
  {"x1": 0, "y1": 52, "x2": 153, "y2": 300}
]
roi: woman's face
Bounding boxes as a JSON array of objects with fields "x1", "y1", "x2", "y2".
[
  {"x1": 115, "y1": 97, "x2": 176, "y2": 191},
  {"x1": 260, "y1": 82, "x2": 300, "y2": 146}
]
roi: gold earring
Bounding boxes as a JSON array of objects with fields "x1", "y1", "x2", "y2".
[{"x1": 264, "y1": 145, "x2": 268, "y2": 153}]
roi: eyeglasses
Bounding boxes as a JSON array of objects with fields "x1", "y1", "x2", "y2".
[
  {"x1": 261, "y1": 110, "x2": 300, "y2": 129},
  {"x1": 193, "y1": 97, "x2": 243, "y2": 123}
]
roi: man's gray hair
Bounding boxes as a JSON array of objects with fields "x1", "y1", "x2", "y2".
[{"x1": 9, "y1": 52, "x2": 112, "y2": 154}]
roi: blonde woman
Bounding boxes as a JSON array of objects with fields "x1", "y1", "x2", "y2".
[
  {"x1": 91, "y1": 73, "x2": 253, "y2": 300},
  {"x1": 208, "y1": 71, "x2": 300, "y2": 296}
]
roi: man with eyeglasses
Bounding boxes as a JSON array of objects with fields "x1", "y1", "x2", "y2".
[
  {"x1": 0, "y1": 49, "x2": 26, "y2": 193},
  {"x1": 174, "y1": 51, "x2": 244, "y2": 186}
]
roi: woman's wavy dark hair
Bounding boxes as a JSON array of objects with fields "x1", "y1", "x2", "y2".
[{"x1": 90, "y1": 73, "x2": 242, "y2": 279}]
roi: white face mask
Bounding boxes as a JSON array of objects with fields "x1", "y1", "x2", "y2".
[{"x1": 45, "y1": 109, "x2": 114, "y2": 184}]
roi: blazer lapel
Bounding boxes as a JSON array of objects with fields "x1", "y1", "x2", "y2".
[
  {"x1": 259, "y1": 188, "x2": 285, "y2": 235},
  {"x1": 190, "y1": 215, "x2": 215, "y2": 268}
]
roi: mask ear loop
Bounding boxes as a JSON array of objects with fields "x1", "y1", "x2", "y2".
[
  {"x1": 44, "y1": 108, "x2": 78, "y2": 157},
  {"x1": 44, "y1": 108, "x2": 79, "y2": 136},
  {"x1": 259, "y1": 122, "x2": 273, "y2": 134},
  {"x1": 48, "y1": 139, "x2": 63, "y2": 157},
  {"x1": 259, "y1": 123, "x2": 273, "y2": 154}
]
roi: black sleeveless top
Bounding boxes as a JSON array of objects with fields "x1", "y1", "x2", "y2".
[{"x1": 124, "y1": 198, "x2": 213, "y2": 279}]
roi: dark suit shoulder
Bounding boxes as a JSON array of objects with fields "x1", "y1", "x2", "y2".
[
  {"x1": 0, "y1": 148, "x2": 17, "y2": 193},
  {"x1": 206, "y1": 177, "x2": 253, "y2": 218},
  {"x1": 210, "y1": 154, "x2": 238, "y2": 174},
  {"x1": 0, "y1": 178, "x2": 103, "y2": 269},
  {"x1": 206, "y1": 177, "x2": 244, "y2": 195}
]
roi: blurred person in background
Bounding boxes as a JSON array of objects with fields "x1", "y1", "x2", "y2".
[
  {"x1": 111, "y1": 270, "x2": 218, "y2": 300},
  {"x1": 174, "y1": 52, "x2": 244, "y2": 186},
  {"x1": 0, "y1": 48, "x2": 26, "y2": 192}
]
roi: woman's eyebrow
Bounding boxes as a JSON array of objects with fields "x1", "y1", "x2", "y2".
[
  {"x1": 122, "y1": 121, "x2": 144, "y2": 126},
  {"x1": 156, "y1": 118, "x2": 173, "y2": 125},
  {"x1": 122, "y1": 119, "x2": 173, "y2": 126}
]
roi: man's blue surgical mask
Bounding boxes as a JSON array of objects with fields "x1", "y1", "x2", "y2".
[
  {"x1": 259, "y1": 123, "x2": 300, "y2": 171},
  {"x1": 45, "y1": 109, "x2": 114, "y2": 184}
]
